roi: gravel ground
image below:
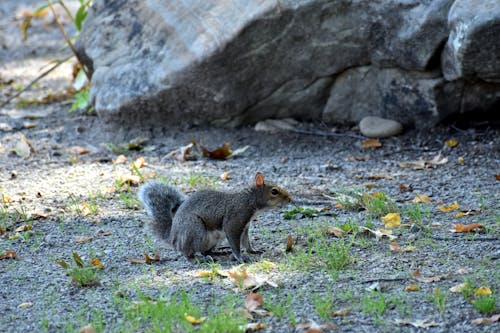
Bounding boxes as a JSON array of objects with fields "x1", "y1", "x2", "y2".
[{"x1": 1, "y1": 1, "x2": 499, "y2": 332}]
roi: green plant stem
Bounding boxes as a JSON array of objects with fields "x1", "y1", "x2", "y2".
[{"x1": 47, "y1": 0, "x2": 91, "y2": 81}]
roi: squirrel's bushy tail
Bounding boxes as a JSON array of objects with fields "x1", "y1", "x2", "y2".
[{"x1": 137, "y1": 181, "x2": 185, "y2": 241}]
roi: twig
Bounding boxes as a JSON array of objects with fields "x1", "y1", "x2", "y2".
[
  {"x1": 47, "y1": 0, "x2": 91, "y2": 81},
  {"x1": 289, "y1": 128, "x2": 367, "y2": 140},
  {"x1": 0, "y1": 55, "x2": 72, "y2": 107},
  {"x1": 361, "y1": 277, "x2": 407, "y2": 284}
]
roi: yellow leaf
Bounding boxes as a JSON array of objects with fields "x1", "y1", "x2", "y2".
[
  {"x1": 184, "y1": 313, "x2": 206, "y2": 324},
  {"x1": 412, "y1": 194, "x2": 431, "y2": 204},
  {"x1": 475, "y1": 286, "x2": 492, "y2": 296},
  {"x1": 361, "y1": 139, "x2": 382, "y2": 148},
  {"x1": 445, "y1": 139, "x2": 458, "y2": 147},
  {"x1": 438, "y1": 201, "x2": 459, "y2": 212},
  {"x1": 18, "y1": 302, "x2": 33, "y2": 308},
  {"x1": 381, "y1": 213, "x2": 401, "y2": 228}
]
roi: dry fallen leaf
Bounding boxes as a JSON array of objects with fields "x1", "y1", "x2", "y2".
[
  {"x1": 18, "y1": 302, "x2": 33, "y2": 308},
  {"x1": 496, "y1": 174, "x2": 500, "y2": 181},
  {"x1": 201, "y1": 142, "x2": 232, "y2": 160},
  {"x1": 445, "y1": 139, "x2": 459, "y2": 148},
  {"x1": 296, "y1": 321, "x2": 337, "y2": 333},
  {"x1": 332, "y1": 307, "x2": 351, "y2": 316},
  {"x1": 113, "y1": 155, "x2": 127, "y2": 164},
  {"x1": 184, "y1": 313, "x2": 206, "y2": 325},
  {"x1": 438, "y1": 201, "x2": 460, "y2": 212},
  {"x1": 117, "y1": 174, "x2": 141, "y2": 186},
  {"x1": 246, "y1": 292, "x2": 265, "y2": 313},
  {"x1": 394, "y1": 319, "x2": 439, "y2": 328},
  {"x1": 220, "y1": 172, "x2": 231, "y2": 181},
  {"x1": 360, "y1": 227, "x2": 397, "y2": 241},
  {"x1": 450, "y1": 223, "x2": 484, "y2": 233},
  {"x1": 79, "y1": 325, "x2": 96, "y2": 333},
  {"x1": 15, "y1": 224, "x2": 32, "y2": 232},
  {"x1": 129, "y1": 252, "x2": 160, "y2": 264},
  {"x1": 2, "y1": 194, "x2": 12, "y2": 203},
  {"x1": 0, "y1": 249, "x2": 17, "y2": 260},
  {"x1": 67, "y1": 146, "x2": 90, "y2": 155},
  {"x1": 471, "y1": 313, "x2": 500, "y2": 325},
  {"x1": 361, "y1": 138, "x2": 382, "y2": 148},
  {"x1": 74, "y1": 236, "x2": 93, "y2": 243},
  {"x1": 412, "y1": 194, "x2": 432, "y2": 204},
  {"x1": 228, "y1": 268, "x2": 277, "y2": 290},
  {"x1": 398, "y1": 152, "x2": 448, "y2": 170},
  {"x1": 133, "y1": 157, "x2": 146, "y2": 169},
  {"x1": 449, "y1": 283, "x2": 467, "y2": 293},
  {"x1": 412, "y1": 269, "x2": 448, "y2": 283},
  {"x1": 172, "y1": 142, "x2": 198, "y2": 162},
  {"x1": 454, "y1": 209, "x2": 481, "y2": 218},
  {"x1": 90, "y1": 258, "x2": 104, "y2": 269},
  {"x1": 246, "y1": 322, "x2": 265, "y2": 331},
  {"x1": 381, "y1": 213, "x2": 401, "y2": 229},
  {"x1": 404, "y1": 284, "x2": 420, "y2": 292},
  {"x1": 323, "y1": 226, "x2": 345, "y2": 238}
]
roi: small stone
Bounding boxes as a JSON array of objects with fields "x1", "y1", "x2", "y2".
[{"x1": 359, "y1": 116, "x2": 403, "y2": 138}]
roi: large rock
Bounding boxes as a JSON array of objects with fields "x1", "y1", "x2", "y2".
[
  {"x1": 442, "y1": 0, "x2": 500, "y2": 83},
  {"x1": 322, "y1": 66, "x2": 463, "y2": 127},
  {"x1": 75, "y1": 0, "x2": 499, "y2": 128}
]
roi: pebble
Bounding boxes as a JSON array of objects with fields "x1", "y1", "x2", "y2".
[{"x1": 359, "y1": 116, "x2": 403, "y2": 138}]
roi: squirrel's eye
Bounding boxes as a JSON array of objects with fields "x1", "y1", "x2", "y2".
[{"x1": 271, "y1": 188, "x2": 280, "y2": 196}]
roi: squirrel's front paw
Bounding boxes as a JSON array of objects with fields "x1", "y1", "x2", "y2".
[{"x1": 232, "y1": 253, "x2": 252, "y2": 263}]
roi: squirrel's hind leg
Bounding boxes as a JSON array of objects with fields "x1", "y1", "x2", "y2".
[{"x1": 171, "y1": 215, "x2": 206, "y2": 260}]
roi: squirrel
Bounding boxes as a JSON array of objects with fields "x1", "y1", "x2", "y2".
[{"x1": 138, "y1": 172, "x2": 291, "y2": 263}]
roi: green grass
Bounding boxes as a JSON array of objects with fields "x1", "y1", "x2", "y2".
[
  {"x1": 285, "y1": 224, "x2": 352, "y2": 277},
  {"x1": 361, "y1": 291, "x2": 390, "y2": 317},
  {"x1": 428, "y1": 288, "x2": 447, "y2": 313},
  {"x1": 361, "y1": 192, "x2": 399, "y2": 218},
  {"x1": 313, "y1": 293, "x2": 334, "y2": 320},
  {"x1": 180, "y1": 171, "x2": 219, "y2": 190},
  {"x1": 117, "y1": 291, "x2": 246, "y2": 333},
  {"x1": 461, "y1": 278, "x2": 498, "y2": 314}
]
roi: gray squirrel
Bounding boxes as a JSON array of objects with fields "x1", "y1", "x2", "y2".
[{"x1": 137, "y1": 172, "x2": 291, "y2": 263}]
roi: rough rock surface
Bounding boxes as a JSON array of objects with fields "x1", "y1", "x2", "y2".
[{"x1": 75, "y1": 0, "x2": 500, "y2": 128}]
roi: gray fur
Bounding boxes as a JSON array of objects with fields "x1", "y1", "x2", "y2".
[
  {"x1": 137, "y1": 181, "x2": 185, "y2": 242},
  {"x1": 138, "y1": 174, "x2": 291, "y2": 263}
]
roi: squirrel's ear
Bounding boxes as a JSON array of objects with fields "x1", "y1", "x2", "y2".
[{"x1": 255, "y1": 172, "x2": 264, "y2": 187}]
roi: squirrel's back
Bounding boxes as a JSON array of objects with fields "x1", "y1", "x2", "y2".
[{"x1": 137, "y1": 181, "x2": 185, "y2": 241}]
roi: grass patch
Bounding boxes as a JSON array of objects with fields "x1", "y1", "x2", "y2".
[{"x1": 286, "y1": 224, "x2": 352, "y2": 276}]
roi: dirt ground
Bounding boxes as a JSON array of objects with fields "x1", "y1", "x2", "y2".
[{"x1": 1, "y1": 1, "x2": 499, "y2": 332}]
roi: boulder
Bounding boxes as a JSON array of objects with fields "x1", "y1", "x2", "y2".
[
  {"x1": 442, "y1": 0, "x2": 500, "y2": 83},
  {"x1": 322, "y1": 66, "x2": 463, "y2": 127},
  {"x1": 75, "y1": 0, "x2": 499, "y2": 128}
]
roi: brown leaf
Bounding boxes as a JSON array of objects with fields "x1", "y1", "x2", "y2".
[
  {"x1": 412, "y1": 269, "x2": 448, "y2": 283},
  {"x1": 90, "y1": 258, "x2": 104, "y2": 269},
  {"x1": 323, "y1": 226, "x2": 345, "y2": 238},
  {"x1": 220, "y1": 172, "x2": 231, "y2": 181},
  {"x1": 15, "y1": 224, "x2": 32, "y2": 232},
  {"x1": 74, "y1": 236, "x2": 93, "y2": 243},
  {"x1": 496, "y1": 174, "x2": 500, "y2": 181},
  {"x1": 0, "y1": 249, "x2": 17, "y2": 260},
  {"x1": 67, "y1": 146, "x2": 90, "y2": 155},
  {"x1": 361, "y1": 138, "x2": 382, "y2": 148},
  {"x1": 365, "y1": 174, "x2": 393, "y2": 180},
  {"x1": 438, "y1": 201, "x2": 460, "y2": 212},
  {"x1": 133, "y1": 157, "x2": 146, "y2": 169},
  {"x1": 117, "y1": 174, "x2": 141, "y2": 186},
  {"x1": 454, "y1": 209, "x2": 481, "y2": 218},
  {"x1": 245, "y1": 322, "x2": 265, "y2": 331},
  {"x1": 113, "y1": 155, "x2": 127, "y2": 164},
  {"x1": 201, "y1": 142, "x2": 232, "y2": 160},
  {"x1": 404, "y1": 284, "x2": 420, "y2": 292},
  {"x1": 412, "y1": 194, "x2": 432, "y2": 203},
  {"x1": 332, "y1": 307, "x2": 351, "y2": 316},
  {"x1": 450, "y1": 223, "x2": 484, "y2": 233},
  {"x1": 246, "y1": 292, "x2": 264, "y2": 313},
  {"x1": 296, "y1": 322, "x2": 337, "y2": 332},
  {"x1": 173, "y1": 142, "x2": 198, "y2": 162},
  {"x1": 145, "y1": 252, "x2": 161, "y2": 263},
  {"x1": 399, "y1": 152, "x2": 448, "y2": 170},
  {"x1": 95, "y1": 231, "x2": 112, "y2": 237},
  {"x1": 390, "y1": 241, "x2": 401, "y2": 253},
  {"x1": 471, "y1": 313, "x2": 500, "y2": 325}
]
